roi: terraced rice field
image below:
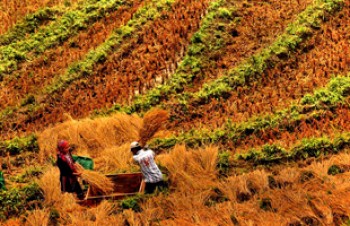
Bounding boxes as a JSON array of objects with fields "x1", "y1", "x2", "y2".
[{"x1": 1, "y1": 0, "x2": 350, "y2": 225}]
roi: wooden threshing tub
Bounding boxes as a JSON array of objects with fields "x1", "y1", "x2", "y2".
[{"x1": 77, "y1": 172, "x2": 145, "y2": 206}]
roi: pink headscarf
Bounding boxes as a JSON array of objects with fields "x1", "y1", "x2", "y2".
[{"x1": 57, "y1": 140, "x2": 70, "y2": 153}]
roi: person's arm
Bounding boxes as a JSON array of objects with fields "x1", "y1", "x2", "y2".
[
  {"x1": 66, "y1": 154, "x2": 81, "y2": 176},
  {"x1": 150, "y1": 150, "x2": 156, "y2": 158},
  {"x1": 72, "y1": 171, "x2": 82, "y2": 176}
]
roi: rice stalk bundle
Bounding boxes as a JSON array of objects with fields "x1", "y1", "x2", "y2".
[
  {"x1": 76, "y1": 164, "x2": 114, "y2": 194},
  {"x1": 37, "y1": 166, "x2": 81, "y2": 213},
  {"x1": 245, "y1": 170, "x2": 270, "y2": 193},
  {"x1": 38, "y1": 113, "x2": 142, "y2": 161},
  {"x1": 24, "y1": 209, "x2": 50, "y2": 226},
  {"x1": 139, "y1": 109, "x2": 169, "y2": 146},
  {"x1": 108, "y1": 113, "x2": 142, "y2": 146},
  {"x1": 122, "y1": 209, "x2": 143, "y2": 226},
  {"x1": 37, "y1": 121, "x2": 72, "y2": 162},
  {"x1": 57, "y1": 193, "x2": 81, "y2": 214},
  {"x1": 37, "y1": 167, "x2": 62, "y2": 206},
  {"x1": 87, "y1": 200, "x2": 115, "y2": 224},
  {"x1": 94, "y1": 143, "x2": 135, "y2": 174},
  {"x1": 2, "y1": 218, "x2": 22, "y2": 226},
  {"x1": 273, "y1": 188, "x2": 314, "y2": 219},
  {"x1": 157, "y1": 145, "x2": 217, "y2": 192}
]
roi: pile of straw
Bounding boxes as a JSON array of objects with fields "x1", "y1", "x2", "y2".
[
  {"x1": 94, "y1": 143, "x2": 135, "y2": 174},
  {"x1": 37, "y1": 113, "x2": 142, "y2": 161},
  {"x1": 37, "y1": 167, "x2": 62, "y2": 206},
  {"x1": 157, "y1": 145, "x2": 218, "y2": 192},
  {"x1": 139, "y1": 109, "x2": 169, "y2": 146},
  {"x1": 37, "y1": 109, "x2": 168, "y2": 164},
  {"x1": 111, "y1": 113, "x2": 142, "y2": 145},
  {"x1": 76, "y1": 164, "x2": 114, "y2": 194}
]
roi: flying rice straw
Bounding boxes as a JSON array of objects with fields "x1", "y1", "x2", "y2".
[
  {"x1": 139, "y1": 109, "x2": 169, "y2": 147},
  {"x1": 75, "y1": 164, "x2": 114, "y2": 195}
]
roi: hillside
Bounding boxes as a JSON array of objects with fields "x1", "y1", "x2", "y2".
[{"x1": 1, "y1": 0, "x2": 350, "y2": 225}]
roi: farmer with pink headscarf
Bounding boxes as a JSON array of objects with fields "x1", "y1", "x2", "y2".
[{"x1": 56, "y1": 140, "x2": 84, "y2": 200}]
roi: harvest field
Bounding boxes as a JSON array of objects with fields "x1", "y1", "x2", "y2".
[{"x1": 1, "y1": 0, "x2": 350, "y2": 225}]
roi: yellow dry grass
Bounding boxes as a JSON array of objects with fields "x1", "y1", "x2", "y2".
[
  {"x1": 217, "y1": 170, "x2": 268, "y2": 205},
  {"x1": 31, "y1": 107, "x2": 350, "y2": 225},
  {"x1": 122, "y1": 209, "x2": 143, "y2": 226},
  {"x1": 63, "y1": 200, "x2": 125, "y2": 226},
  {"x1": 93, "y1": 143, "x2": 136, "y2": 174},
  {"x1": 2, "y1": 218, "x2": 22, "y2": 226},
  {"x1": 27, "y1": 147, "x2": 350, "y2": 225},
  {"x1": 37, "y1": 109, "x2": 168, "y2": 163},
  {"x1": 37, "y1": 113, "x2": 142, "y2": 162},
  {"x1": 141, "y1": 191, "x2": 223, "y2": 225},
  {"x1": 198, "y1": 153, "x2": 350, "y2": 225},
  {"x1": 139, "y1": 109, "x2": 169, "y2": 146},
  {"x1": 36, "y1": 167, "x2": 62, "y2": 206},
  {"x1": 37, "y1": 166, "x2": 82, "y2": 213},
  {"x1": 157, "y1": 145, "x2": 218, "y2": 192},
  {"x1": 24, "y1": 209, "x2": 49, "y2": 226},
  {"x1": 75, "y1": 164, "x2": 114, "y2": 194}
]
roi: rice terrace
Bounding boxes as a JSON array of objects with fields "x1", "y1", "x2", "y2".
[{"x1": 1, "y1": 0, "x2": 350, "y2": 225}]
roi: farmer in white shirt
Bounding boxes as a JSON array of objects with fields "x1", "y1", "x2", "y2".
[{"x1": 130, "y1": 141, "x2": 165, "y2": 194}]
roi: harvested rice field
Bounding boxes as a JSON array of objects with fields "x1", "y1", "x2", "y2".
[{"x1": 1, "y1": 0, "x2": 350, "y2": 225}]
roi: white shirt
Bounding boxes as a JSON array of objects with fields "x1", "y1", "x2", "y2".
[{"x1": 133, "y1": 149, "x2": 163, "y2": 183}]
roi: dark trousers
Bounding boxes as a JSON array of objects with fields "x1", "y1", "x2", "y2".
[
  {"x1": 145, "y1": 181, "x2": 165, "y2": 194},
  {"x1": 60, "y1": 175, "x2": 84, "y2": 199}
]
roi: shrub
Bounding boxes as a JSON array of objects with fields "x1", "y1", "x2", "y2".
[
  {"x1": 120, "y1": 195, "x2": 143, "y2": 212},
  {"x1": 0, "y1": 183, "x2": 43, "y2": 220},
  {"x1": 217, "y1": 151, "x2": 230, "y2": 176}
]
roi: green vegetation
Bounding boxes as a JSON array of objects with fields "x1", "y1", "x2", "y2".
[
  {"x1": 101, "y1": 0, "x2": 239, "y2": 114},
  {"x1": 0, "y1": 0, "x2": 128, "y2": 76},
  {"x1": 2, "y1": 73, "x2": 349, "y2": 164},
  {"x1": 10, "y1": 166, "x2": 44, "y2": 183},
  {"x1": 0, "y1": 183, "x2": 43, "y2": 220},
  {"x1": 327, "y1": 164, "x2": 344, "y2": 175},
  {"x1": 0, "y1": 7, "x2": 64, "y2": 46},
  {"x1": 217, "y1": 151, "x2": 231, "y2": 176},
  {"x1": 45, "y1": 0, "x2": 175, "y2": 95},
  {"x1": 150, "y1": 74, "x2": 350, "y2": 149},
  {"x1": 301, "y1": 75, "x2": 350, "y2": 106},
  {"x1": 190, "y1": 0, "x2": 344, "y2": 105},
  {"x1": 237, "y1": 132, "x2": 350, "y2": 165},
  {"x1": 0, "y1": 0, "x2": 175, "y2": 127},
  {"x1": 103, "y1": 0, "x2": 344, "y2": 115},
  {"x1": 0, "y1": 134, "x2": 38, "y2": 156},
  {"x1": 120, "y1": 194, "x2": 143, "y2": 212}
]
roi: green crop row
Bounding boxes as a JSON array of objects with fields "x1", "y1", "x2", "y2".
[
  {"x1": 100, "y1": 0, "x2": 239, "y2": 115},
  {"x1": 44, "y1": 0, "x2": 175, "y2": 95},
  {"x1": 102, "y1": 0, "x2": 344, "y2": 116},
  {"x1": 0, "y1": 7, "x2": 65, "y2": 46},
  {"x1": 1, "y1": 72, "x2": 348, "y2": 160},
  {"x1": 149, "y1": 73, "x2": 350, "y2": 149},
  {"x1": 216, "y1": 131, "x2": 350, "y2": 181},
  {"x1": 127, "y1": 0, "x2": 239, "y2": 113},
  {"x1": 188, "y1": 0, "x2": 344, "y2": 105},
  {"x1": 9, "y1": 166, "x2": 44, "y2": 183},
  {"x1": 237, "y1": 132, "x2": 350, "y2": 166},
  {"x1": 0, "y1": 0, "x2": 175, "y2": 128},
  {"x1": 0, "y1": 0, "x2": 128, "y2": 76},
  {"x1": 0, "y1": 134, "x2": 38, "y2": 157},
  {"x1": 0, "y1": 73, "x2": 348, "y2": 162}
]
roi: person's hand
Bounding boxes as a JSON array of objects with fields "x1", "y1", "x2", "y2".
[{"x1": 73, "y1": 172, "x2": 82, "y2": 176}]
